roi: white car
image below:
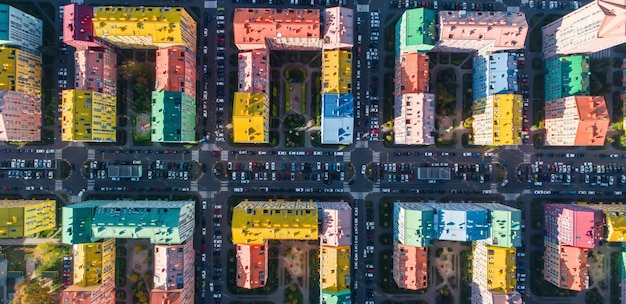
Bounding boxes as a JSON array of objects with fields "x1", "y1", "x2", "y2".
[
  {"x1": 204, "y1": 28, "x2": 208, "y2": 36},
  {"x1": 203, "y1": 46, "x2": 208, "y2": 54},
  {"x1": 361, "y1": 164, "x2": 367, "y2": 175}
]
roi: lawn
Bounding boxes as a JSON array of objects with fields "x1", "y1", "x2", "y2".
[
  {"x1": 379, "y1": 199, "x2": 394, "y2": 229},
  {"x1": 309, "y1": 249, "x2": 320, "y2": 304},
  {"x1": 285, "y1": 130, "x2": 305, "y2": 147},
  {"x1": 459, "y1": 250, "x2": 472, "y2": 304},
  {"x1": 529, "y1": 199, "x2": 545, "y2": 229}
]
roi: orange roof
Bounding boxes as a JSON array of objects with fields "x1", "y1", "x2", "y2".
[
  {"x1": 233, "y1": 8, "x2": 321, "y2": 50},
  {"x1": 573, "y1": 96, "x2": 610, "y2": 146},
  {"x1": 544, "y1": 241, "x2": 589, "y2": 291},
  {"x1": 393, "y1": 243, "x2": 428, "y2": 290},
  {"x1": 394, "y1": 53, "x2": 430, "y2": 94},
  {"x1": 236, "y1": 243, "x2": 269, "y2": 289}
]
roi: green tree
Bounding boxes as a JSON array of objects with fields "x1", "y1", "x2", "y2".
[
  {"x1": 12, "y1": 279, "x2": 54, "y2": 304},
  {"x1": 31, "y1": 242, "x2": 65, "y2": 273},
  {"x1": 119, "y1": 60, "x2": 139, "y2": 79}
]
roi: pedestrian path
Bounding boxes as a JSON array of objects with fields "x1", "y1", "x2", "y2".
[{"x1": 87, "y1": 180, "x2": 95, "y2": 191}]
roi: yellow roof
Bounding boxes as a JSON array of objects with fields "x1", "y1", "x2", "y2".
[
  {"x1": 486, "y1": 246, "x2": 517, "y2": 292},
  {"x1": 322, "y1": 50, "x2": 353, "y2": 94},
  {"x1": 61, "y1": 90, "x2": 116, "y2": 142},
  {"x1": 232, "y1": 92, "x2": 269, "y2": 143},
  {"x1": 231, "y1": 200, "x2": 318, "y2": 244},
  {"x1": 472, "y1": 94, "x2": 522, "y2": 145},
  {"x1": 321, "y1": 246, "x2": 351, "y2": 292}
]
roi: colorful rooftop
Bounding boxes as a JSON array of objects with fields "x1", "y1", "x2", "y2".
[
  {"x1": 545, "y1": 96, "x2": 610, "y2": 146},
  {"x1": 393, "y1": 202, "x2": 435, "y2": 247},
  {"x1": 155, "y1": 46, "x2": 197, "y2": 98},
  {"x1": 321, "y1": 290, "x2": 352, "y2": 304},
  {"x1": 395, "y1": 8, "x2": 438, "y2": 55},
  {"x1": 544, "y1": 204, "x2": 604, "y2": 248},
  {"x1": 92, "y1": 6, "x2": 197, "y2": 50},
  {"x1": 472, "y1": 94, "x2": 523, "y2": 146},
  {"x1": 320, "y1": 246, "x2": 351, "y2": 292},
  {"x1": 321, "y1": 93, "x2": 354, "y2": 145},
  {"x1": 394, "y1": 52, "x2": 430, "y2": 95},
  {"x1": 61, "y1": 90, "x2": 117, "y2": 142},
  {"x1": 0, "y1": 90, "x2": 42, "y2": 142},
  {"x1": 393, "y1": 93, "x2": 436, "y2": 145},
  {"x1": 578, "y1": 203, "x2": 626, "y2": 242},
  {"x1": 431, "y1": 203, "x2": 490, "y2": 241},
  {"x1": 319, "y1": 201, "x2": 352, "y2": 247},
  {"x1": 151, "y1": 240, "x2": 195, "y2": 304},
  {"x1": 544, "y1": 55, "x2": 590, "y2": 101},
  {"x1": 472, "y1": 53, "x2": 518, "y2": 101},
  {"x1": 322, "y1": 50, "x2": 353, "y2": 94},
  {"x1": 435, "y1": 11, "x2": 528, "y2": 52},
  {"x1": 60, "y1": 279, "x2": 115, "y2": 304},
  {"x1": 237, "y1": 50, "x2": 270, "y2": 94},
  {"x1": 72, "y1": 239, "x2": 116, "y2": 287},
  {"x1": 150, "y1": 91, "x2": 196, "y2": 143},
  {"x1": 233, "y1": 8, "x2": 321, "y2": 51},
  {"x1": 476, "y1": 203, "x2": 522, "y2": 248},
  {"x1": 322, "y1": 7, "x2": 354, "y2": 50},
  {"x1": 0, "y1": 47, "x2": 42, "y2": 97},
  {"x1": 235, "y1": 243, "x2": 268, "y2": 289},
  {"x1": 392, "y1": 243, "x2": 428, "y2": 290},
  {"x1": 543, "y1": 240, "x2": 589, "y2": 291},
  {"x1": 0, "y1": 4, "x2": 43, "y2": 54},
  {"x1": 474, "y1": 242, "x2": 517, "y2": 293},
  {"x1": 232, "y1": 92, "x2": 269, "y2": 143},
  {"x1": 62, "y1": 4, "x2": 99, "y2": 48},
  {"x1": 0, "y1": 199, "x2": 55, "y2": 238},
  {"x1": 74, "y1": 47, "x2": 117, "y2": 97},
  {"x1": 231, "y1": 200, "x2": 319, "y2": 245},
  {"x1": 62, "y1": 200, "x2": 195, "y2": 245}
]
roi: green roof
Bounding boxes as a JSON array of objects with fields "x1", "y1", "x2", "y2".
[
  {"x1": 395, "y1": 8, "x2": 438, "y2": 55},
  {"x1": 63, "y1": 200, "x2": 195, "y2": 245},
  {"x1": 321, "y1": 290, "x2": 351, "y2": 304},
  {"x1": 393, "y1": 202, "x2": 435, "y2": 247},
  {"x1": 544, "y1": 55, "x2": 590, "y2": 101},
  {"x1": 475, "y1": 203, "x2": 522, "y2": 248},
  {"x1": 151, "y1": 91, "x2": 196, "y2": 143}
]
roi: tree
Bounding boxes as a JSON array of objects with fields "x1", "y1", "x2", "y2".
[
  {"x1": 119, "y1": 60, "x2": 139, "y2": 79},
  {"x1": 12, "y1": 279, "x2": 54, "y2": 304},
  {"x1": 31, "y1": 242, "x2": 65, "y2": 273}
]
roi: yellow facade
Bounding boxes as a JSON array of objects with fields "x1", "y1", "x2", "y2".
[
  {"x1": 0, "y1": 47, "x2": 41, "y2": 97},
  {"x1": 232, "y1": 92, "x2": 269, "y2": 143},
  {"x1": 321, "y1": 50, "x2": 352, "y2": 94},
  {"x1": 472, "y1": 94, "x2": 522, "y2": 146},
  {"x1": 486, "y1": 246, "x2": 517, "y2": 292},
  {"x1": 73, "y1": 239, "x2": 116, "y2": 287},
  {"x1": 61, "y1": 90, "x2": 116, "y2": 142},
  {"x1": 0, "y1": 199, "x2": 55, "y2": 238},
  {"x1": 579, "y1": 202, "x2": 626, "y2": 242},
  {"x1": 92, "y1": 6, "x2": 196, "y2": 50},
  {"x1": 321, "y1": 246, "x2": 351, "y2": 292},
  {"x1": 231, "y1": 200, "x2": 319, "y2": 244}
]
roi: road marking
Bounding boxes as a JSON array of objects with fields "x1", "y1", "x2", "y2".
[
  {"x1": 372, "y1": 152, "x2": 380, "y2": 163},
  {"x1": 190, "y1": 181, "x2": 198, "y2": 192},
  {"x1": 191, "y1": 150, "x2": 199, "y2": 162}
]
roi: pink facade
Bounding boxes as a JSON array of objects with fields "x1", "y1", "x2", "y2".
[
  {"x1": 544, "y1": 204, "x2": 604, "y2": 248},
  {"x1": 0, "y1": 91, "x2": 41, "y2": 142},
  {"x1": 151, "y1": 240, "x2": 194, "y2": 304},
  {"x1": 543, "y1": 240, "x2": 589, "y2": 291},
  {"x1": 319, "y1": 202, "x2": 352, "y2": 247},
  {"x1": 236, "y1": 243, "x2": 269, "y2": 289},
  {"x1": 74, "y1": 47, "x2": 117, "y2": 96},
  {"x1": 392, "y1": 242, "x2": 429, "y2": 290},
  {"x1": 60, "y1": 278, "x2": 115, "y2": 304},
  {"x1": 63, "y1": 4, "x2": 99, "y2": 48},
  {"x1": 322, "y1": 7, "x2": 354, "y2": 50},
  {"x1": 237, "y1": 50, "x2": 270, "y2": 94},
  {"x1": 155, "y1": 46, "x2": 196, "y2": 98}
]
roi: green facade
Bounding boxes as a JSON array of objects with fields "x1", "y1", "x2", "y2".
[
  {"x1": 151, "y1": 91, "x2": 196, "y2": 143},
  {"x1": 544, "y1": 55, "x2": 590, "y2": 102}
]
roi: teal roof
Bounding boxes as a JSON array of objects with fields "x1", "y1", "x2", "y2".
[
  {"x1": 321, "y1": 289, "x2": 351, "y2": 304},
  {"x1": 475, "y1": 203, "x2": 522, "y2": 248},
  {"x1": 544, "y1": 55, "x2": 590, "y2": 101},
  {"x1": 63, "y1": 200, "x2": 195, "y2": 244},
  {"x1": 393, "y1": 202, "x2": 435, "y2": 247},
  {"x1": 151, "y1": 91, "x2": 196, "y2": 143},
  {"x1": 395, "y1": 8, "x2": 437, "y2": 55}
]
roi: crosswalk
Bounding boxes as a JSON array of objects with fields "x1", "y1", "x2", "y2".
[
  {"x1": 190, "y1": 181, "x2": 198, "y2": 192},
  {"x1": 523, "y1": 153, "x2": 532, "y2": 163},
  {"x1": 55, "y1": 180, "x2": 63, "y2": 191},
  {"x1": 87, "y1": 149, "x2": 95, "y2": 159},
  {"x1": 372, "y1": 152, "x2": 380, "y2": 163},
  {"x1": 54, "y1": 149, "x2": 62, "y2": 159},
  {"x1": 343, "y1": 152, "x2": 351, "y2": 162},
  {"x1": 220, "y1": 151, "x2": 228, "y2": 161},
  {"x1": 191, "y1": 150, "x2": 200, "y2": 162},
  {"x1": 355, "y1": 140, "x2": 369, "y2": 148},
  {"x1": 220, "y1": 181, "x2": 228, "y2": 192},
  {"x1": 372, "y1": 181, "x2": 380, "y2": 193},
  {"x1": 87, "y1": 180, "x2": 95, "y2": 191}
]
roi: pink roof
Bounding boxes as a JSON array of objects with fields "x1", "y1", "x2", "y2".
[
  {"x1": 322, "y1": 7, "x2": 354, "y2": 49},
  {"x1": 60, "y1": 278, "x2": 115, "y2": 304},
  {"x1": 237, "y1": 50, "x2": 270, "y2": 94},
  {"x1": 0, "y1": 91, "x2": 41, "y2": 142},
  {"x1": 62, "y1": 4, "x2": 99, "y2": 48},
  {"x1": 236, "y1": 243, "x2": 269, "y2": 289},
  {"x1": 74, "y1": 47, "x2": 117, "y2": 96},
  {"x1": 320, "y1": 202, "x2": 352, "y2": 247},
  {"x1": 233, "y1": 8, "x2": 321, "y2": 51},
  {"x1": 544, "y1": 204, "x2": 603, "y2": 248},
  {"x1": 155, "y1": 46, "x2": 197, "y2": 98},
  {"x1": 393, "y1": 243, "x2": 428, "y2": 290}
]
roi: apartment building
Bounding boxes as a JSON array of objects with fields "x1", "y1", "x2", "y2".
[
  {"x1": 472, "y1": 94, "x2": 523, "y2": 146},
  {"x1": 394, "y1": 53, "x2": 430, "y2": 95},
  {"x1": 578, "y1": 203, "x2": 626, "y2": 242},
  {"x1": 542, "y1": 0, "x2": 626, "y2": 57},
  {"x1": 0, "y1": 199, "x2": 55, "y2": 238},
  {"x1": 92, "y1": 6, "x2": 197, "y2": 50},
  {"x1": 321, "y1": 50, "x2": 353, "y2": 94},
  {"x1": 0, "y1": 91, "x2": 42, "y2": 142},
  {"x1": 475, "y1": 203, "x2": 523, "y2": 248},
  {"x1": 62, "y1": 4, "x2": 100, "y2": 48},
  {"x1": 320, "y1": 246, "x2": 351, "y2": 292},
  {"x1": 544, "y1": 96, "x2": 610, "y2": 146},
  {"x1": 320, "y1": 93, "x2": 354, "y2": 145},
  {"x1": 233, "y1": 8, "x2": 321, "y2": 51},
  {"x1": 321, "y1": 290, "x2": 351, "y2": 304},
  {"x1": 434, "y1": 11, "x2": 528, "y2": 53},
  {"x1": 319, "y1": 202, "x2": 352, "y2": 247},
  {"x1": 392, "y1": 242, "x2": 428, "y2": 290},
  {"x1": 472, "y1": 52, "x2": 518, "y2": 101},
  {"x1": 236, "y1": 243, "x2": 268, "y2": 289},
  {"x1": 151, "y1": 241, "x2": 195, "y2": 304},
  {"x1": 60, "y1": 239, "x2": 116, "y2": 304},
  {"x1": 150, "y1": 91, "x2": 196, "y2": 143},
  {"x1": 544, "y1": 55, "x2": 590, "y2": 102},
  {"x1": 74, "y1": 47, "x2": 117, "y2": 96},
  {"x1": 237, "y1": 50, "x2": 270, "y2": 94},
  {"x1": 544, "y1": 204, "x2": 604, "y2": 248},
  {"x1": 394, "y1": 8, "x2": 438, "y2": 55},
  {"x1": 471, "y1": 241, "x2": 519, "y2": 304},
  {"x1": 62, "y1": 200, "x2": 195, "y2": 245},
  {"x1": 393, "y1": 93, "x2": 436, "y2": 145},
  {"x1": 155, "y1": 46, "x2": 197, "y2": 98},
  {"x1": 543, "y1": 240, "x2": 589, "y2": 291},
  {"x1": 322, "y1": 6, "x2": 354, "y2": 50},
  {"x1": 0, "y1": 47, "x2": 42, "y2": 97},
  {"x1": 61, "y1": 89, "x2": 117, "y2": 142},
  {"x1": 0, "y1": 4, "x2": 43, "y2": 54},
  {"x1": 393, "y1": 202, "x2": 435, "y2": 247},
  {"x1": 232, "y1": 92, "x2": 269, "y2": 144}
]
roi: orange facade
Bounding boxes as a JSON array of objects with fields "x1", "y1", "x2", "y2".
[
  {"x1": 236, "y1": 242, "x2": 269, "y2": 289},
  {"x1": 74, "y1": 47, "x2": 117, "y2": 96},
  {"x1": 392, "y1": 242, "x2": 428, "y2": 290},
  {"x1": 155, "y1": 46, "x2": 197, "y2": 98},
  {"x1": 394, "y1": 53, "x2": 430, "y2": 95}
]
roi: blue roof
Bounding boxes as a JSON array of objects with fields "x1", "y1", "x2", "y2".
[{"x1": 321, "y1": 94, "x2": 354, "y2": 144}]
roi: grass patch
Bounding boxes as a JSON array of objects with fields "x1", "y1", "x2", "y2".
[
  {"x1": 460, "y1": 250, "x2": 472, "y2": 304},
  {"x1": 529, "y1": 199, "x2": 545, "y2": 229},
  {"x1": 611, "y1": 252, "x2": 622, "y2": 304},
  {"x1": 310, "y1": 131, "x2": 321, "y2": 147},
  {"x1": 379, "y1": 233, "x2": 393, "y2": 246},
  {"x1": 462, "y1": 74, "x2": 473, "y2": 120},
  {"x1": 309, "y1": 249, "x2": 320, "y2": 304},
  {"x1": 435, "y1": 68, "x2": 458, "y2": 116},
  {"x1": 284, "y1": 284, "x2": 304, "y2": 303},
  {"x1": 379, "y1": 199, "x2": 393, "y2": 229},
  {"x1": 285, "y1": 130, "x2": 304, "y2": 147}
]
